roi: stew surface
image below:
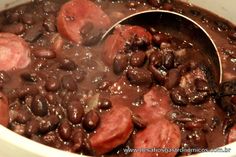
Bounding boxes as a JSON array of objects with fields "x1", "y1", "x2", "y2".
[{"x1": 0, "y1": 0, "x2": 235, "y2": 157}]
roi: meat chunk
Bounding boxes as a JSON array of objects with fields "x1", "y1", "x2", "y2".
[
  {"x1": 103, "y1": 25, "x2": 152, "y2": 65},
  {"x1": 136, "y1": 86, "x2": 173, "y2": 122},
  {"x1": 57, "y1": 0, "x2": 111, "y2": 44},
  {"x1": 133, "y1": 86, "x2": 181, "y2": 157},
  {"x1": 0, "y1": 33, "x2": 30, "y2": 71},
  {"x1": 90, "y1": 106, "x2": 133, "y2": 155},
  {"x1": 133, "y1": 118, "x2": 181, "y2": 157}
]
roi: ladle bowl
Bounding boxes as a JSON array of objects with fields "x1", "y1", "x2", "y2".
[{"x1": 102, "y1": 10, "x2": 222, "y2": 84}]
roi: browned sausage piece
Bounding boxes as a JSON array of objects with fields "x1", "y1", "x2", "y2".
[
  {"x1": 57, "y1": 0, "x2": 111, "y2": 44},
  {"x1": 133, "y1": 117, "x2": 181, "y2": 157},
  {"x1": 135, "y1": 86, "x2": 173, "y2": 122},
  {"x1": 0, "y1": 33, "x2": 30, "y2": 71},
  {"x1": 103, "y1": 25, "x2": 152, "y2": 65},
  {"x1": 90, "y1": 106, "x2": 133, "y2": 155}
]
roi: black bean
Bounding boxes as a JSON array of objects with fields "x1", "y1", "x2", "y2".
[
  {"x1": 132, "y1": 114, "x2": 147, "y2": 129},
  {"x1": 11, "y1": 124, "x2": 26, "y2": 135},
  {"x1": 190, "y1": 10, "x2": 201, "y2": 16},
  {"x1": 189, "y1": 92, "x2": 208, "y2": 104},
  {"x1": 45, "y1": 77, "x2": 60, "y2": 92},
  {"x1": 148, "y1": 27, "x2": 157, "y2": 34},
  {"x1": 187, "y1": 131, "x2": 207, "y2": 148},
  {"x1": 132, "y1": 36, "x2": 150, "y2": 50},
  {"x1": 25, "y1": 119, "x2": 40, "y2": 137},
  {"x1": 147, "y1": 0, "x2": 161, "y2": 7},
  {"x1": 5, "y1": 10, "x2": 20, "y2": 23},
  {"x1": 148, "y1": 65, "x2": 166, "y2": 84},
  {"x1": 80, "y1": 22, "x2": 94, "y2": 36},
  {"x1": 113, "y1": 54, "x2": 128, "y2": 75},
  {"x1": 49, "y1": 105, "x2": 65, "y2": 119},
  {"x1": 21, "y1": 13, "x2": 34, "y2": 25},
  {"x1": 83, "y1": 110, "x2": 100, "y2": 131},
  {"x1": 229, "y1": 31, "x2": 236, "y2": 41},
  {"x1": 170, "y1": 87, "x2": 188, "y2": 106},
  {"x1": 210, "y1": 116, "x2": 220, "y2": 130},
  {"x1": 97, "y1": 81, "x2": 111, "y2": 90},
  {"x1": 82, "y1": 138, "x2": 93, "y2": 155},
  {"x1": 219, "y1": 80, "x2": 236, "y2": 96},
  {"x1": 67, "y1": 101, "x2": 84, "y2": 124},
  {"x1": 185, "y1": 121, "x2": 204, "y2": 130},
  {"x1": 59, "y1": 58, "x2": 76, "y2": 71},
  {"x1": 163, "y1": 51, "x2": 175, "y2": 69},
  {"x1": 72, "y1": 130, "x2": 83, "y2": 152},
  {"x1": 194, "y1": 78, "x2": 210, "y2": 92},
  {"x1": 60, "y1": 91, "x2": 72, "y2": 107},
  {"x1": 164, "y1": 68, "x2": 180, "y2": 89},
  {"x1": 126, "y1": 1, "x2": 140, "y2": 8},
  {"x1": 42, "y1": 131, "x2": 58, "y2": 147},
  {"x1": 98, "y1": 98, "x2": 112, "y2": 110},
  {"x1": 223, "y1": 118, "x2": 234, "y2": 134},
  {"x1": 127, "y1": 67, "x2": 152, "y2": 86},
  {"x1": 214, "y1": 21, "x2": 229, "y2": 31},
  {"x1": 61, "y1": 75, "x2": 77, "y2": 91},
  {"x1": 130, "y1": 51, "x2": 147, "y2": 67},
  {"x1": 24, "y1": 23, "x2": 44, "y2": 42},
  {"x1": 1, "y1": 23, "x2": 25, "y2": 35},
  {"x1": 45, "y1": 93, "x2": 58, "y2": 105},
  {"x1": 82, "y1": 31, "x2": 102, "y2": 46},
  {"x1": 33, "y1": 49, "x2": 56, "y2": 59},
  {"x1": 219, "y1": 97, "x2": 235, "y2": 116},
  {"x1": 18, "y1": 85, "x2": 39, "y2": 98},
  {"x1": 15, "y1": 109, "x2": 31, "y2": 124},
  {"x1": 0, "y1": 71, "x2": 10, "y2": 83},
  {"x1": 160, "y1": 42, "x2": 171, "y2": 49},
  {"x1": 43, "y1": 1, "x2": 58, "y2": 13},
  {"x1": 201, "y1": 16, "x2": 210, "y2": 23},
  {"x1": 51, "y1": 33, "x2": 64, "y2": 53},
  {"x1": 58, "y1": 120, "x2": 72, "y2": 141},
  {"x1": 39, "y1": 115, "x2": 59, "y2": 133},
  {"x1": 153, "y1": 33, "x2": 170, "y2": 45},
  {"x1": 43, "y1": 14, "x2": 56, "y2": 32},
  {"x1": 20, "y1": 72, "x2": 38, "y2": 82},
  {"x1": 31, "y1": 95, "x2": 48, "y2": 117},
  {"x1": 74, "y1": 70, "x2": 86, "y2": 82},
  {"x1": 149, "y1": 51, "x2": 162, "y2": 67}
]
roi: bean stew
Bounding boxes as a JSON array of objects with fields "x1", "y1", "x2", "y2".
[{"x1": 0, "y1": 0, "x2": 235, "y2": 157}]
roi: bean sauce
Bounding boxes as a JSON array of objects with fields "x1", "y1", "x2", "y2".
[{"x1": 0, "y1": 0, "x2": 235, "y2": 156}]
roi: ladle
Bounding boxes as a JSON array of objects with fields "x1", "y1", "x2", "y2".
[{"x1": 102, "y1": 10, "x2": 222, "y2": 84}]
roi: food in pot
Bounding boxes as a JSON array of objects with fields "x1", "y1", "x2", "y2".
[{"x1": 0, "y1": 0, "x2": 235, "y2": 156}]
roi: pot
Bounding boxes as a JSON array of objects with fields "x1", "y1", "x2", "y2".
[{"x1": 0, "y1": 1, "x2": 235, "y2": 157}]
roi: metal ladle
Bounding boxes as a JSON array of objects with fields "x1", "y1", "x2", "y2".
[{"x1": 102, "y1": 10, "x2": 222, "y2": 84}]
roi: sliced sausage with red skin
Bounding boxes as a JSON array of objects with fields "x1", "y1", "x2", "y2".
[
  {"x1": 103, "y1": 25, "x2": 152, "y2": 65},
  {"x1": 57, "y1": 0, "x2": 111, "y2": 44},
  {"x1": 227, "y1": 124, "x2": 236, "y2": 144},
  {"x1": 133, "y1": 117, "x2": 181, "y2": 157},
  {"x1": 133, "y1": 86, "x2": 181, "y2": 157},
  {"x1": 0, "y1": 33, "x2": 30, "y2": 71},
  {"x1": 135, "y1": 86, "x2": 172, "y2": 122},
  {"x1": 90, "y1": 106, "x2": 133, "y2": 155},
  {"x1": 0, "y1": 92, "x2": 9, "y2": 127}
]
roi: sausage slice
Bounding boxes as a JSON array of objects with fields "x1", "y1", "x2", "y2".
[
  {"x1": 0, "y1": 33, "x2": 30, "y2": 71},
  {"x1": 90, "y1": 106, "x2": 133, "y2": 155},
  {"x1": 57, "y1": 0, "x2": 111, "y2": 44}
]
